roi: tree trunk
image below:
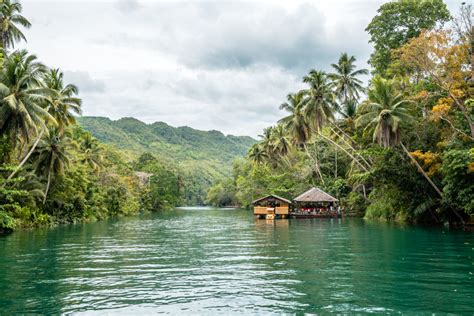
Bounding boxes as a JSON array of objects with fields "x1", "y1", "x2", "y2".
[
  {"x1": 43, "y1": 161, "x2": 53, "y2": 205},
  {"x1": 7, "y1": 128, "x2": 45, "y2": 181},
  {"x1": 303, "y1": 144, "x2": 324, "y2": 183},
  {"x1": 334, "y1": 149, "x2": 338, "y2": 178},
  {"x1": 400, "y1": 143, "x2": 465, "y2": 225},
  {"x1": 400, "y1": 142, "x2": 442, "y2": 197},
  {"x1": 330, "y1": 124, "x2": 373, "y2": 167},
  {"x1": 318, "y1": 132, "x2": 369, "y2": 172}
]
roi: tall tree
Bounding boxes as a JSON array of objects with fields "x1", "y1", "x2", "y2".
[
  {"x1": 302, "y1": 70, "x2": 335, "y2": 132},
  {"x1": 42, "y1": 69, "x2": 82, "y2": 132},
  {"x1": 32, "y1": 128, "x2": 71, "y2": 204},
  {"x1": 0, "y1": 0, "x2": 31, "y2": 50},
  {"x1": 0, "y1": 50, "x2": 52, "y2": 147},
  {"x1": 248, "y1": 143, "x2": 268, "y2": 165},
  {"x1": 279, "y1": 92, "x2": 310, "y2": 147},
  {"x1": 355, "y1": 77, "x2": 443, "y2": 197},
  {"x1": 395, "y1": 29, "x2": 474, "y2": 139},
  {"x1": 80, "y1": 133, "x2": 102, "y2": 174},
  {"x1": 7, "y1": 68, "x2": 82, "y2": 181},
  {"x1": 365, "y1": 0, "x2": 451, "y2": 76},
  {"x1": 329, "y1": 53, "x2": 368, "y2": 109},
  {"x1": 270, "y1": 124, "x2": 291, "y2": 158}
]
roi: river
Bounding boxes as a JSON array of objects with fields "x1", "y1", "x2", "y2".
[{"x1": 0, "y1": 207, "x2": 473, "y2": 314}]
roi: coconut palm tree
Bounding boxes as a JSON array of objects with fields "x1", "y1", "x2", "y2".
[
  {"x1": 0, "y1": 50, "x2": 52, "y2": 147},
  {"x1": 33, "y1": 128, "x2": 71, "y2": 204},
  {"x1": 355, "y1": 77, "x2": 414, "y2": 148},
  {"x1": 329, "y1": 53, "x2": 368, "y2": 110},
  {"x1": 302, "y1": 70, "x2": 335, "y2": 132},
  {"x1": 258, "y1": 126, "x2": 275, "y2": 157},
  {"x1": 270, "y1": 124, "x2": 291, "y2": 158},
  {"x1": 279, "y1": 92, "x2": 310, "y2": 147},
  {"x1": 355, "y1": 77, "x2": 443, "y2": 197},
  {"x1": 43, "y1": 69, "x2": 82, "y2": 131},
  {"x1": 81, "y1": 133, "x2": 102, "y2": 174},
  {"x1": 0, "y1": 0, "x2": 31, "y2": 50},
  {"x1": 7, "y1": 68, "x2": 81, "y2": 181},
  {"x1": 248, "y1": 143, "x2": 268, "y2": 165}
]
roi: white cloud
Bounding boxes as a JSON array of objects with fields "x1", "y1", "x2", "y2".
[{"x1": 18, "y1": 0, "x2": 461, "y2": 137}]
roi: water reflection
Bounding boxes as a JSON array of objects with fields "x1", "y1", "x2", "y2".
[{"x1": 0, "y1": 209, "x2": 473, "y2": 314}]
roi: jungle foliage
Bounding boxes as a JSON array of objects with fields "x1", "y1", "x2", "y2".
[{"x1": 208, "y1": 2, "x2": 474, "y2": 225}]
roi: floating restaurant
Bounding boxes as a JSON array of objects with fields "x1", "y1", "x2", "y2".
[{"x1": 252, "y1": 187, "x2": 340, "y2": 219}]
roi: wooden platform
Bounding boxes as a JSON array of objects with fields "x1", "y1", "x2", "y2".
[{"x1": 291, "y1": 213, "x2": 341, "y2": 219}]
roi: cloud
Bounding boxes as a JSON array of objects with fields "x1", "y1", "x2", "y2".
[
  {"x1": 25, "y1": 0, "x2": 460, "y2": 136},
  {"x1": 115, "y1": 0, "x2": 141, "y2": 12},
  {"x1": 63, "y1": 71, "x2": 106, "y2": 93}
]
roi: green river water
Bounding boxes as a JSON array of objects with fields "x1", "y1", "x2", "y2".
[{"x1": 0, "y1": 207, "x2": 473, "y2": 314}]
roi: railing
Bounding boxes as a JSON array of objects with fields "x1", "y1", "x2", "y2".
[
  {"x1": 275, "y1": 206, "x2": 289, "y2": 214},
  {"x1": 254, "y1": 206, "x2": 289, "y2": 215},
  {"x1": 254, "y1": 206, "x2": 272, "y2": 215}
]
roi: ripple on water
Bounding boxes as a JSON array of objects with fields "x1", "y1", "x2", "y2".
[{"x1": 0, "y1": 209, "x2": 473, "y2": 314}]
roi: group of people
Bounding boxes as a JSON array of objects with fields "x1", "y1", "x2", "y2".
[{"x1": 297, "y1": 205, "x2": 340, "y2": 215}]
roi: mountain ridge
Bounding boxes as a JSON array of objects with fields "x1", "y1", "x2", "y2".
[{"x1": 77, "y1": 116, "x2": 256, "y2": 204}]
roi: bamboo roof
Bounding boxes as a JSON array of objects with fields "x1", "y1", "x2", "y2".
[
  {"x1": 252, "y1": 194, "x2": 292, "y2": 205},
  {"x1": 293, "y1": 187, "x2": 338, "y2": 202}
]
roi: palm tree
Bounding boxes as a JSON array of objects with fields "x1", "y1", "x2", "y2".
[
  {"x1": 0, "y1": 0, "x2": 31, "y2": 50},
  {"x1": 7, "y1": 68, "x2": 81, "y2": 181},
  {"x1": 248, "y1": 143, "x2": 268, "y2": 165},
  {"x1": 0, "y1": 50, "x2": 53, "y2": 147},
  {"x1": 43, "y1": 69, "x2": 82, "y2": 131},
  {"x1": 270, "y1": 124, "x2": 292, "y2": 158},
  {"x1": 279, "y1": 92, "x2": 310, "y2": 147},
  {"x1": 279, "y1": 92, "x2": 324, "y2": 180},
  {"x1": 302, "y1": 70, "x2": 335, "y2": 132},
  {"x1": 81, "y1": 133, "x2": 102, "y2": 174},
  {"x1": 356, "y1": 77, "x2": 414, "y2": 148},
  {"x1": 355, "y1": 77, "x2": 443, "y2": 197},
  {"x1": 33, "y1": 128, "x2": 71, "y2": 204},
  {"x1": 258, "y1": 126, "x2": 275, "y2": 157},
  {"x1": 329, "y1": 53, "x2": 368, "y2": 110}
]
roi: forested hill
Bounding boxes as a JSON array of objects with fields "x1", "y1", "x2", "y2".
[{"x1": 77, "y1": 116, "x2": 255, "y2": 204}]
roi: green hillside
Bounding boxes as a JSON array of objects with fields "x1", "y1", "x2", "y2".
[{"x1": 77, "y1": 116, "x2": 255, "y2": 204}]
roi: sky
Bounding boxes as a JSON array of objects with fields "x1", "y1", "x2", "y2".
[{"x1": 20, "y1": 0, "x2": 462, "y2": 137}]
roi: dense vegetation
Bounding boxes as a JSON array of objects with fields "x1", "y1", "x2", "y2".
[
  {"x1": 1, "y1": 0, "x2": 473, "y2": 232},
  {"x1": 207, "y1": 1, "x2": 473, "y2": 225},
  {"x1": 0, "y1": 0, "x2": 254, "y2": 233},
  {"x1": 77, "y1": 116, "x2": 255, "y2": 205}
]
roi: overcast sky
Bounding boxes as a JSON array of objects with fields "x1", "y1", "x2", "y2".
[{"x1": 20, "y1": 0, "x2": 461, "y2": 137}]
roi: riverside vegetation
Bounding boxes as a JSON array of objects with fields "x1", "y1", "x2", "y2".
[
  {"x1": 0, "y1": 0, "x2": 253, "y2": 233},
  {"x1": 207, "y1": 0, "x2": 474, "y2": 225},
  {"x1": 1, "y1": 0, "x2": 473, "y2": 233}
]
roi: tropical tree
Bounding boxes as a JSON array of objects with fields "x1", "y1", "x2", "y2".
[
  {"x1": 33, "y1": 128, "x2": 71, "y2": 203},
  {"x1": 329, "y1": 53, "x2": 368, "y2": 109},
  {"x1": 279, "y1": 92, "x2": 310, "y2": 147},
  {"x1": 258, "y1": 127, "x2": 275, "y2": 157},
  {"x1": 365, "y1": 0, "x2": 450, "y2": 76},
  {"x1": 270, "y1": 124, "x2": 292, "y2": 158},
  {"x1": 0, "y1": 0, "x2": 31, "y2": 50},
  {"x1": 0, "y1": 50, "x2": 52, "y2": 148},
  {"x1": 6, "y1": 68, "x2": 81, "y2": 180},
  {"x1": 43, "y1": 69, "x2": 82, "y2": 131},
  {"x1": 248, "y1": 143, "x2": 268, "y2": 165},
  {"x1": 302, "y1": 70, "x2": 335, "y2": 132},
  {"x1": 80, "y1": 133, "x2": 102, "y2": 174},
  {"x1": 355, "y1": 77, "x2": 443, "y2": 197}
]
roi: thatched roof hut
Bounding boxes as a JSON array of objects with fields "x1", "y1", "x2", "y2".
[{"x1": 293, "y1": 187, "x2": 338, "y2": 203}]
